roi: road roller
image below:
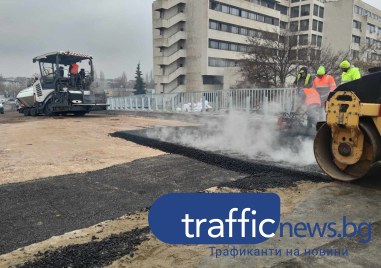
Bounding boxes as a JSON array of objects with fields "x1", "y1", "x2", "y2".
[{"x1": 314, "y1": 69, "x2": 381, "y2": 181}]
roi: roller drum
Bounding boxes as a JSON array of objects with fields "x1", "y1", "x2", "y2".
[{"x1": 314, "y1": 122, "x2": 381, "y2": 181}]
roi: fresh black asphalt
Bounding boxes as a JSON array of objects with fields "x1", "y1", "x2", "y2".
[{"x1": 0, "y1": 154, "x2": 246, "y2": 254}]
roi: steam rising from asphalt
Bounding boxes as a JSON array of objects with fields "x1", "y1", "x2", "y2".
[{"x1": 147, "y1": 109, "x2": 316, "y2": 166}]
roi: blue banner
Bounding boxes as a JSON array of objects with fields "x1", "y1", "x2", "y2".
[{"x1": 149, "y1": 193, "x2": 280, "y2": 244}]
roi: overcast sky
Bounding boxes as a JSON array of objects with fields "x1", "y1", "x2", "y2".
[
  {"x1": 364, "y1": 0, "x2": 381, "y2": 10},
  {"x1": 0, "y1": 0, "x2": 154, "y2": 80},
  {"x1": 0, "y1": 0, "x2": 380, "y2": 79}
]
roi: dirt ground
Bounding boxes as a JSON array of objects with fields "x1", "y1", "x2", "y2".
[{"x1": 0, "y1": 112, "x2": 192, "y2": 185}]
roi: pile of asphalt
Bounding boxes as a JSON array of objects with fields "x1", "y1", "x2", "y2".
[
  {"x1": 111, "y1": 128, "x2": 329, "y2": 184},
  {"x1": 17, "y1": 227, "x2": 150, "y2": 268}
]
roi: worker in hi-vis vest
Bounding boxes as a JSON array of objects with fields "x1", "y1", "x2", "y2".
[
  {"x1": 294, "y1": 67, "x2": 313, "y2": 89},
  {"x1": 340, "y1": 60, "x2": 361, "y2": 84},
  {"x1": 312, "y1": 66, "x2": 337, "y2": 103},
  {"x1": 300, "y1": 87, "x2": 321, "y2": 129}
]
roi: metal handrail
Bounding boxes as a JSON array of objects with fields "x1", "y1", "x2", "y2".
[
  {"x1": 107, "y1": 88, "x2": 298, "y2": 114},
  {"x1": 108, "y1": 88, "x2": 297, "y2": 114}
]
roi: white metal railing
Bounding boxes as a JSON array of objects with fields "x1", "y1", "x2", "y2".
[{"x1": 107, "y1": 88, "x2": 299, "y2": 115}]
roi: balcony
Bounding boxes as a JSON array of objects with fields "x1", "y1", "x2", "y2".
[
  {"x1": 154, "y1": 12, "x2": 186, "y2": 29},
  {"x1": 156, "y1": 67, "x2": 186, "y2": 84},
  {"x1": 155, "y1": 49, "x2": 186, "y2": 65},
  {"x1": 169, "y1": 84, "x2": 186, "y2": 93},
  {"x1": 153, "y1": 0, "x2": 186, "y2": 11},
  {"x1": 154, "y1": 31, "x2": 187, "y2": 48}
]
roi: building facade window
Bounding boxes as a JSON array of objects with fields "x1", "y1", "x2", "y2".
[
  {"x1": 311, "y1": 34, "x2": 317, "y2": 45},
  {"x1": 208, "y1": 57, "x2": 238, "y2": 67},
  {"x1": 318, "y1": 21, "x2": 323, "y2": 32},
  {"x1": 352, "y1": 50, "x2": 360, "y2": 60},
  {"x1": 298, "y1": 48, "x2": 308, "y2": 60},
  {"x1": 319, "y1": 6, "x2": 324, "y2": 18},
  {"x1": 209, "y1": 1, "x2": 280, "y2": 26},
  {"x1": 310, "y1": 35, "x2": 322, "y2": 46},
  {"x1": 276, "y1": 4, "x2": 288, "y2": 15},
  {"x1": 209, "y1": 39, "x2": 248, "y2": 52},
  {"x1": 354, "y1": 5, "x2": 381, "y2": 22},
  {"x1": 317, "y1": 36, "x2": 322, "y2": 47},
  {"x1": 352, "y1": 35, "x2": 361, "y2": 44},
  {"x1": 300, "y1": 19, "x2": 309, "y2": 31},
  {"x1": 210, "y1": 21, "x2": 219, "y2": 30},
  {"x1": 290, "y1": 21, "x2": 298, "y2": 32},
  {"x1": 367, "y1": 23, "x2": 376, "y2": 33},
  {"x1": 312, "y1": 20, "x2": 323, "y2": 32},
  {"x1": 209, "y1": 20, "x2": 278, "y2": 40},
  {"x1": 291, "y1": 6, "x2": 299, "y2": 18},
  {"x1": 312, "y1": 20, "x2": 317, "y2": 31},
  {"x1": 299, "y1": 34, "x2": 309, "y2": 46},
  {"x1": 353, "y1": 20, "x2": 361, "y2": 29},
  {"x1": 300, "y1": 5, "x2": 310, "y2": 16},
  {"x1": 202, "y1": 75, "x2": 224, "y2": 85},
  {"x1": 313, "y1": 5, "x2": 319, "y2": 16},
  {"x1": 210, "y1": 40, "x2": 219, "y2": 49}
]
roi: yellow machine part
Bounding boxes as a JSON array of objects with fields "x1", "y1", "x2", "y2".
[{"x1": 314, "y1": 91, "x2": 381, "y2": 181}]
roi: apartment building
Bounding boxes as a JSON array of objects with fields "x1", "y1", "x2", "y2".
[
  {"x1": 325, "y1": 0, "x2": 381, "y2": 61},
  {"x1": 289, "y1": 0, "x2": 325, "y2": 48},
  {"x1": 152, "y1": 0, "x2": 381, "y2": 93},
  {"x1": 152, "y1": 0, "x2": 291, "y2": 93}
]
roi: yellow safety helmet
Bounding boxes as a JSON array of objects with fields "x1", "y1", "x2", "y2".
[
  {"x1": 317, "y1": 66, "x2": 326, "y2": 76},
  {"x1": 340, "y1": 60, "x2": 351, "y2": 69}
]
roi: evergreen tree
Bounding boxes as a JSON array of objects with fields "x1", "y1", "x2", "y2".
[{"x1": 133, "y1": 63, "x2": 146, "y2": 95}]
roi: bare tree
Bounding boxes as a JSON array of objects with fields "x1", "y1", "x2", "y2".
[
  {"x1": 351, "y1": 39, "x2": 381, "y2": 73},
  {"x1": 305, "y1": 46, "x2": 351, "y2": 81},
  {"x1": 121, "y1": 72, "x2": 128, "y2": 88},
  {"x1": 0, "y1": 75, "x2": 5, "y2": 95},
  {"x1": 145, "y1": 70, "x2": 155, "y2": 89},
  {"x1": 308, "y1": 48, "x2": 344, "y2": 75},
  {"x1": 240, "y1": 30, "x2": 299, "y2": 87},
  {"x1": 241, "y1": 27, "x2": 356, "y2": 87},
  {"x1": 99, "y1": 71, "x2": 105, "y2": 82},
  {"x1": 93, "y1": 69, "x2": 98, "y2": 80}
]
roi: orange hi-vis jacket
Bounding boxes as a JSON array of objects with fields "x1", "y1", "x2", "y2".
[
  {"x1": 312, "y1": 74, "x2": 336, "y2": 103},
  {"x1": 312, "y1": 74, "x2": 336, "y2": 92},
  {"x1": 70, "y1": 63, "x2": 79, "y2": 75},
  {"x1": 303, "y1": 88, "x2": 321, "y2": 106}
]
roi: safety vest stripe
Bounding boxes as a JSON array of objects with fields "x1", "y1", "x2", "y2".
[{"x1": 316, "y1": 86, "x2": 330, "y2": 90}]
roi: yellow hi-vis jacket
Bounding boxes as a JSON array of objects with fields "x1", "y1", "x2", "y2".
[{"x1": 341, "y1": 67, "x2": 361, "y2": 84}]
